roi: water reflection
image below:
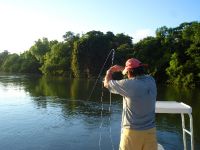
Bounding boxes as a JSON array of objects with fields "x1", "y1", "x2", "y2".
[{"x1": 0, "y1": 74, "x2": 200, "y2": 150}]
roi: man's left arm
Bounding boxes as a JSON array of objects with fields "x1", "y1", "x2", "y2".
[{"x1": 104, "y1": 69, "x2": 113, "y2": 88}]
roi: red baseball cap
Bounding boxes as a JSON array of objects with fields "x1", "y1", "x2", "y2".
[{"x1": 122, "y1": 58, "x2": 147, "y2": 75}]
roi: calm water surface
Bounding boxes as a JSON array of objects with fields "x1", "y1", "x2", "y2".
[{"x1": 0, "y1": 74, "x2": 199, "y2": 150}]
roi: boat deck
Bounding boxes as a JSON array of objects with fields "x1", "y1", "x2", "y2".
[{"x1": 156, "y1": 101, "x2": 193, "y2": 150}]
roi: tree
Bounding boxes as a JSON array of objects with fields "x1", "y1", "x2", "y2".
[
  {"x1": 63, "y1": 31, "x2": 79, "y2": 43},
  {"x1": 1, "y1": 54, "x2": 21, "y2": 72},
  {"x1": 0, "y1": 50, "x2": 9, "y2": 68},
  {"x1": 41, "y1": 42, "x2": 72, "y2": 76},
  {"x1": 19, "y1": 51, "x2": 41, "y2": 73},
  {"x1": 115, "y1": 33, "x2": 133, "y2": 47},
  {"x1": 1, "y1": 22, "x2": 199, "y2": 87},
  {"x1": 30, "y1": 38, "x2": 51, "y2": 64},
  {"x1": 71, "y1": 31, "x2": 111, "y2": 78},
  {"x1": 133, "y1": 36, "x2": 170, "y2": 82},
  {"x1": 71, "y1": 41, "x2": 81, "y2": 78},
  {"x1": 115, "y1": 43, "x2": 134, "y2": 65},
  {"x1": 166, "y1": 22, "x2": 200, "y2": 87}
]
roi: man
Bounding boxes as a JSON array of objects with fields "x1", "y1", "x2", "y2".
[{"x1": 104, "y1": 58, "x2": 157, "y2": 150}]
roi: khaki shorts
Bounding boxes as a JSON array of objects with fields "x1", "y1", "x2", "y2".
[{"x1": 119, "y1": 128, "x2": 157, "y2": 150}]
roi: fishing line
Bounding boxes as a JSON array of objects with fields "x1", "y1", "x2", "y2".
[
  {"x1": 98, "y1": 82, "x2": 104, "y2": 150},
  {"x1": 98, "y1": 49, "x2": 115, "y2": 150},
  {"x1": 109, "y1": 50, "x2": 115, "y2": 150}
]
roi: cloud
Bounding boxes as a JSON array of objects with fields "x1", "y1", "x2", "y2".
[{"x1": 132, "y1": 29, "x2": 155, "y2": 43}]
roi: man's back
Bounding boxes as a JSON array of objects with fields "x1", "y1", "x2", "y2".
[{"x1": 108, "y1": 75, "x2": 157, "y2": 130}]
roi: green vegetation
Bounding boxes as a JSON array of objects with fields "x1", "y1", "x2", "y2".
[{"x1": 0, "y1": 21, "x2": 200, "y2": 87}]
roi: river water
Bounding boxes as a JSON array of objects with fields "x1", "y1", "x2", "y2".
[{"x1": 0, "y1": 74, "x2": 199, "y2": 150}]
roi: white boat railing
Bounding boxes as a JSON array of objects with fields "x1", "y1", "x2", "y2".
[{"x1": 156, "y1": 101, "x2": 194, "y2": 150}]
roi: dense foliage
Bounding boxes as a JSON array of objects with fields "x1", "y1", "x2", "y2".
[{"x1": 0, "y1": 21, "x2": 200, "y2": 87}]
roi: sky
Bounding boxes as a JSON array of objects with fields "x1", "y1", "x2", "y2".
[{"x1": 0, "y1": 0, "x2": 199, "y2": 54}]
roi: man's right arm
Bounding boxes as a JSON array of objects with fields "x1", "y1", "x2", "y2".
[{"x1": 104, "y1": 65, "x2": 124, "y2": 88}]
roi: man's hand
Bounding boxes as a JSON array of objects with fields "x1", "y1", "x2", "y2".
[
  {"x1": 109, "y1": 65, "x2": 124, "y2": 72},
  {"x1": 103, "y1": 65, "x2": 124, "y2": 88}
]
